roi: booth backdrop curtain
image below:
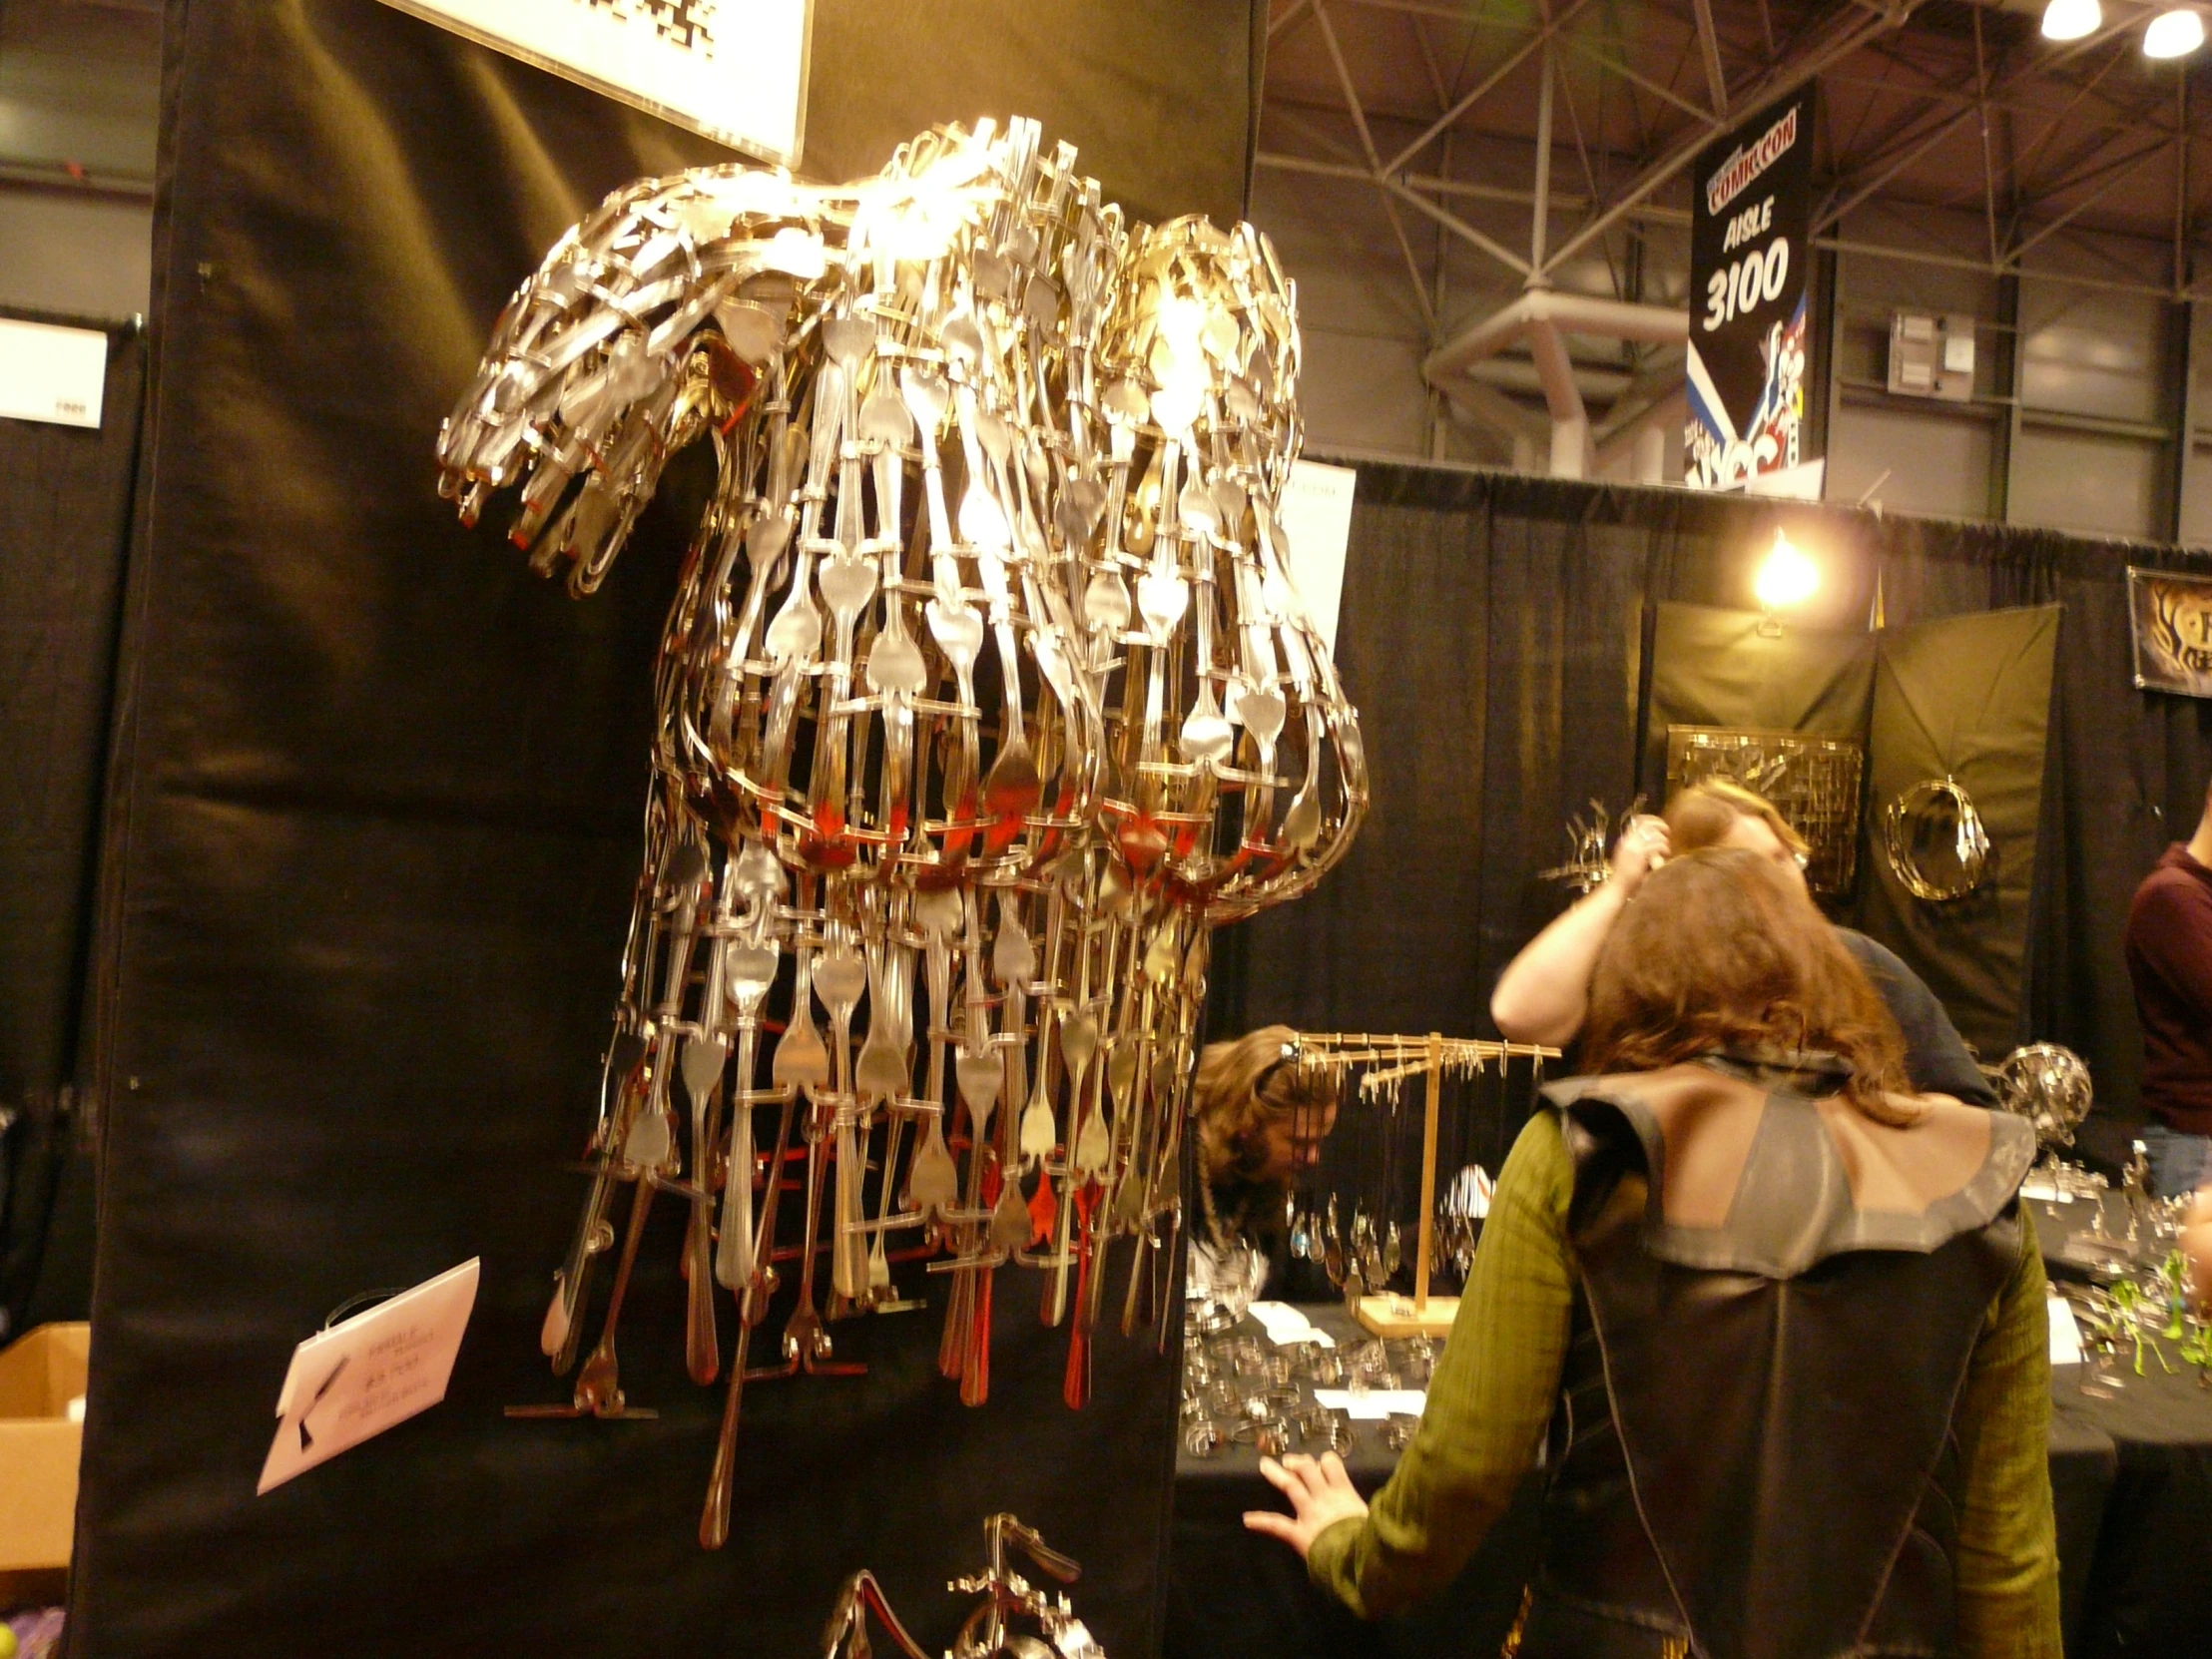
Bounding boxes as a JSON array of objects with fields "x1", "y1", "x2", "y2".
[
  {"x1": 0, "y1": 310, "x2": 143, "y2": 1341},
  {"x1": 69, "y1": 3, "x2": 1261, "y2": 1656},
  {"x1": 1212, "y1": 465, "x2": 2212, "y2": 1223}
]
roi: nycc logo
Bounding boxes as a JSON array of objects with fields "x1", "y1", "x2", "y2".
[{"x1": 1705, "y1": 106, "x2": 1800, "y2": 220}]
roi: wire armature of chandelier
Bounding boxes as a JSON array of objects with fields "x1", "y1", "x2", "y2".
[{"x1": 435, "y1": 116, "x2": 1367, "y2": 1542}]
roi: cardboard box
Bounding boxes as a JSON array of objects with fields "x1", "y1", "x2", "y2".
[{"x1": 0, "y1": 1324, "x2": 88, "y2": 1571}]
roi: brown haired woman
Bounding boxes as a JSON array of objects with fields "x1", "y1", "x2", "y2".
[
  {"x1": 1491, "y1": 778, "x2": 1994, "y2": 1104},
  {"x1": 1192, "y1": 1026, "x2": 1340, "y2": 1300},
  {"x1": 1248, "y1": 848, "x2": 2059, "y2": 1658}
]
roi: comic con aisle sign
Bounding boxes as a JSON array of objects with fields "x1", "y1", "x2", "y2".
[{"x1": 1686, "y1": 89, "x2": 1816, "y2": 491}]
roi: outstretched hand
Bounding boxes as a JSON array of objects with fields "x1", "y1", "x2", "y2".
[{"x1": 1243, "y1": 1451, "x2": 1370, "y2": 1559}]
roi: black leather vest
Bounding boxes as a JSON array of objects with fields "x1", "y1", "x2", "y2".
[{"x1": 1517, "y1": 1057, "x2": 2035, "y2": 1659}]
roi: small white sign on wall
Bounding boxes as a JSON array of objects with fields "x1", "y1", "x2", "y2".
[
  {"x1": 376, "y1": 0, "x2": 811, "y2": 166},
  {"x1": 259, "y1": 1259, "x2": 480, "y2": 1494},
  {"x1": 1277, "y1": 459, "x2": 1358, "y2": 659},
  {"x1": 0, "y1": 317, "x2": 108, "y2": 429}
]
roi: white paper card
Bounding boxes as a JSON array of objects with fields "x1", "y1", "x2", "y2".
[
  {"x1": 1276, "y1": 459, "x2": 1357, "y2": 659},
  {"x1": 2047, "y1": 1295, "x2": 2083, "y2": 1367},
  {"x1": 0, "y1": 317, "x2": 107, "y2": 429},
  {"x1": 259, "y1": 1259, "x2": 480, "y2": 1494},
  {"x1": 376, "y1": 0, "x2": 809, "y2": 166},
  {"x1": 1247, "y1": 1301, "x2": 1336, "y2": 1349},
  {"x1": 1314, "y1": 1386, "x2": 1426, "y2": 1421}
]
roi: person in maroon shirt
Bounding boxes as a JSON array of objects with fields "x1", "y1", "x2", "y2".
[{"x1": 2125, "y1": 775, "x2": 2212, "y2": 1197}]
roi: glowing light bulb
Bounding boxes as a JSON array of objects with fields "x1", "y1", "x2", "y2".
[
  {"x1": 2041, "y1": 0, "x2": 2101, "y2": 41},
  {"x1": 1755, "y1": 530, "x2": 1819, "y2": 612},
  {"x1": 2145, "y1": 7, "x2": 2205, "y2": 57}
]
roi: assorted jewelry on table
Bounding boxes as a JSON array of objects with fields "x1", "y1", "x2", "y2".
[
  {"x1": 1177, "y1": 1323, "x2": 1433, "y2": 1460},
  {"x1": 822, "y1": 1513, "x2": 1106, "y2": 1659},
  {"x1": 439, "y1": 115, "x2": 1368, "y2": 1542}
]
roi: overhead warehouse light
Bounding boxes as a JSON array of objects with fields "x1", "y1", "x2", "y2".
[
  {"x1": 2041, "y1": 0, "x2": 2101, "y2": 40},
  {"x1": 2144, "y1": 7, "x2": 2206, "y2": 55}
]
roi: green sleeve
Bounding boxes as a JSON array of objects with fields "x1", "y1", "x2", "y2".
[
  {"x1": 1954, "y1": 1205, "x2": 2063, "y2": 1659},
  {"x1": 1306, "y1": 1112, "x2": 1575, "y2": 1619}
]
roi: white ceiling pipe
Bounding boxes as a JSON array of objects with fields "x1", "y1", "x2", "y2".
[
  {"x1": 1464, "y1": 356, "x2": 1637, "y2": 403},
  {"x1": 1420, "y1": 289, "x2": 1689, "y2": 385}
]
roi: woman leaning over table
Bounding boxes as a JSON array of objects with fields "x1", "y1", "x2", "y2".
[{"x1": 1245, "y1": 846, "x2": 2060, "y2": 1659}]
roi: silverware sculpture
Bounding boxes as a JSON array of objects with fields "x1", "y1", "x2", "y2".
[{"x1": 437, "y1": 115, "x2": 1366, "y2": 1541}]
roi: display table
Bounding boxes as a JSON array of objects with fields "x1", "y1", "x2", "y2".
[{"x1": 1165, "y1": 1283, "x2": 2212, "y2": 1659}]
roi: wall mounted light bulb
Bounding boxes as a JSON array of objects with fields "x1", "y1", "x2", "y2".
[{"x1": 1754, "y1": 529, "x2": 1820, "y2": 612}]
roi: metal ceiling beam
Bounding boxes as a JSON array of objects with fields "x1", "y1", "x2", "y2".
[
  {"x1": 1380, "y1": 0, "x2": 1596, "y2": 178},
  {"x1": 1691, "y1": 0, "x2": 1731, "y2": 117},
  {"x1": 1311, "y1": 0, "x2": 1439, "y2": 333},
  {"x1": 1539, "y1": 0, "x2": 1922, "y2": 281}
]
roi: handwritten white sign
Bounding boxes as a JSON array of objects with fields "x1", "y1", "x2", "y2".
[
  {"x1": 0, "y1": 318, "x2": 107, "y2": 429},
  {"x1": 376, "y1": 0, "x2": 810, "y2": 166},
  {"x1": 1276, "y1": 459, "x2": 1357, "y2": 659},
  {"x1": 259, "y1": 1259, "x2": 480, "y2": 1494}
]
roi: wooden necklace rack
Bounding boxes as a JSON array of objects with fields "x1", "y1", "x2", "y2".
[{"x1": 1289, "y1": 1031, "x2": 1561, "y2": 1339}]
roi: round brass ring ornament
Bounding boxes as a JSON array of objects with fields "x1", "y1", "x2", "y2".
[{"x1": 1883, "y1": 776, "x2": 1990, "y2": 902}]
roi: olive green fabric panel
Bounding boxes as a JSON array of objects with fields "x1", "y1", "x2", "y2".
[
  {"x1": 1857, "y1": 606, "x2": 2061, "y2": 1059},
  {"x1": 1644, "y1": 601, "x2": 1877, "y2": 801}
]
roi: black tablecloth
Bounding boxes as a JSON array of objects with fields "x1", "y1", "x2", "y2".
[
  {"x1": 1165, "y1": 1304, "x2": 1528, "y2": 1659},
  {"x1": 2033, "y1": 1192, "x2": 2212, "y2": 1658},
  {"x1": 1166, "y1": 1284, "x2": 2212, "y2": 1659}
]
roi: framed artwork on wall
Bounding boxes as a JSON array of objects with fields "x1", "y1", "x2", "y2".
[{"x1": 2128, "y1": 566, "x2": 2212, "y2": 699}]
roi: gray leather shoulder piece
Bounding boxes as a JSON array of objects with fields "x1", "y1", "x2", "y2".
[{"x1": 1540, "y1": 1070, "x2": 2036, "y2": 1279}]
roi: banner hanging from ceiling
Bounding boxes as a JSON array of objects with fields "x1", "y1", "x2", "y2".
[
  {"x1": 375, "y1": 0, "x2": 811, "y2": 165},
  {"x1": 1685, "y1": 88, "x2": 1817, "y2": 493}
]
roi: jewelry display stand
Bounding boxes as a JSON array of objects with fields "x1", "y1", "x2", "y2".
[{"x1": 1291, "y1": 1032, "x2": 1560, "y2": 1339}]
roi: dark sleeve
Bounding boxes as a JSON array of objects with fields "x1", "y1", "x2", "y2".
[
  {"x1": 2127, "y1": 875, "x2": 2212, "y2": 1014},
  {"x1": 1837, "y1": 928, "x2": 1997, "y2": 1105}
]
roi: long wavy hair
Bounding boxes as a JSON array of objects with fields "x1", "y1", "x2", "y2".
[
  {"x1": 1194, "y1": 1025, "x2": 1340, "y2": 1190},
  {"x1": 1581, "y1": 847, "x2": 1917, "y2": 1123}
]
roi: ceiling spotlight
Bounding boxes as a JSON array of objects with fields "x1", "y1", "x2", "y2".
[
  {"x1": 1755, "y1": 529, "x2": 1820, "y2": 625},
  {"x1": 2041, "y1": 0, "x2": 2101, "y2": 40},
  {"x1": 2145, "y1": 7, "x2": 2205, "y2": 56}
]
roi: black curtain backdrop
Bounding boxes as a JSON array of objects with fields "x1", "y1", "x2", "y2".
[
  {"x1": 69, "y1": 4, "x2": 1260, "y2": 1657},
  {"x1": 0, "y1": 309, "x2": 144, "y2": 1341},
  {"x1": 1211, "y1": 464, "x2": 2212, "y2": 1221}
]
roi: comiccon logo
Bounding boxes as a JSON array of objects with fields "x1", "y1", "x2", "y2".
[{"x1": 1705, "y1": 105, "x2": 1799, "y2": 219}]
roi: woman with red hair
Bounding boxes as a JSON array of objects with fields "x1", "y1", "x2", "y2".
[{"x1": 1247, "y1": 847, "x2": 2059, "y2": 1658}]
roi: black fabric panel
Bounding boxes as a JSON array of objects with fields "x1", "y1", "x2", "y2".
[
  {"x1": 0, "y1": 312, "x2": 143, "y2": 1336},
  {"x1": 70, "y1": 3, "x2": 1249, "y2": 1655},
  {"x1": 1855, "y1": 607, "x2": 2059, "y2": 1061}
]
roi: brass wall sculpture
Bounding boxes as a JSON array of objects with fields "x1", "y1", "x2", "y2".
[{"x1": 435, "y1": 117, "x2": 1366, "y2": 1543}]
